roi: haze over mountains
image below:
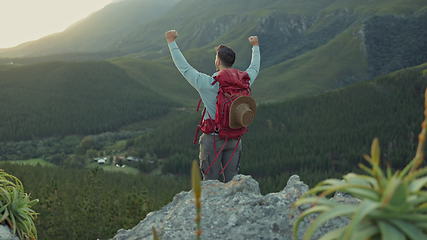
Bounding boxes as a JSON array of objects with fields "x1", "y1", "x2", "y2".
[{"x1": 0, "y1": 0, "x2": 180, "y2": 57}]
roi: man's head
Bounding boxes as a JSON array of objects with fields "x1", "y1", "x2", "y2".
[{"x1": 215, "y1": 45, "x2": 236, "y2": 70}]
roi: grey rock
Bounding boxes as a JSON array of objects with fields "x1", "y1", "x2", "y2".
[
  {"x1": 0, "y1": 225, "x2": 18, "y2": 240},
  {"x1": 112, "y1": 175, "x2": 355, "y2": 240}
]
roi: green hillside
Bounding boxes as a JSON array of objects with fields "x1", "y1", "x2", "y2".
[
  {"x1": 254, "y1": 26, "x2": 369, "y2": 102},
  {"x1": 110, "y1": 57, "x2": 199, "y2": 105},
  {"x1": 124, "y1": 62, "x2": 427, "y2": 192},
  {"x1": 364, "y1": 13, "x2": 427, "y2": 77},
  {"x1": 0, "y1": 61, "x2": 175, "y2": 141},
  {"x1": 108, "y1": 0, "x2": 427, "y2": 103}
]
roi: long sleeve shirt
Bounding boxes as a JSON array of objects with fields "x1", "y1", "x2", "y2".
[{"x1": 167, "y1": 41, "x2": 260, "y2": 119}]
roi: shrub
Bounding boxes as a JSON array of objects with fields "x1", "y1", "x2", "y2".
[{"x1": 293, "y1": 89, "x2": 427, "y2": 240}]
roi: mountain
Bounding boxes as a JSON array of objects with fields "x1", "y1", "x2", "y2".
[
  {"x1": 111, "y1": 0, "x2": 427, "y2": 102},
  {"x1": 0, "y1": 61, "x2": 176, "y2": 141},
  {"x1": 0, "y1": 0, "x2": 426, "y2": 142},
  {"x1": 1, "y1": 0, "x2": 426, "y2": 102},
  {"x1": 0, "y1": 0, "x2": 180, "y2": 58},
  {"x1": 125, "y1": 62, "x2": 427, "y2": 192}
]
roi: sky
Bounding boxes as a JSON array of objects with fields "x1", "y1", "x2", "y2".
[{"x1": 0, "y1": 0, "x2": 114, "y2": 48}]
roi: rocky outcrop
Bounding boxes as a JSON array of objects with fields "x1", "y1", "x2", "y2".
[
  {"x1": 0, "y1": 225, "x2": 18, "y2": 240},
  {"x1": 112, "y1": 175, "x2": 356, "y2": 240}
]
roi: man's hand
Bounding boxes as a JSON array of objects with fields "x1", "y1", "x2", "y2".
[
  {"x1": 248, "y1": 36, "x2": 259, "y2": 46},
  {"x1": 165, "y1": 30, "x2": 178, "y2": 43}
]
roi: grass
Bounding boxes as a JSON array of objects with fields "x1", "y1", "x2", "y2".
[
  {"x1": 110, "y1": 57, "x2": 198, "y2": 106},
  {"x1": 3, "y1": 158, "x2": 56, "y2": 167},
  {"x1": 4, "y1": 159, "x2": 140, "y2": 175},
  {"x1": 87, "y1": 163, "x2": 140, "y2": 175},
  {"x1": 121, "y1": 108, "x2": 194, "y2": 131}
]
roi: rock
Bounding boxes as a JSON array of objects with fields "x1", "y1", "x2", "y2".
[
  {"x1": 0, "y1": 225, "x2": 19, "y2": 240},
  {"x1": 112, "y1": 175, "x2": 355, "y2": 240}
]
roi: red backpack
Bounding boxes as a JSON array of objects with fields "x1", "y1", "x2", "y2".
[{"x1": 194, "y1": 68, "x2": 255, "y2": 175}]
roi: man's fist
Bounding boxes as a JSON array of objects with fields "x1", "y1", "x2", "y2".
[
  {"x1": 165, "y1": 30, "x2": 178, "y2": 43},
  {"x1": 248, "y1": 36, "x2": 259, "y2": 46}
]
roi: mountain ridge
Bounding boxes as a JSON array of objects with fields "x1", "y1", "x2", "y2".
[{"x1": 1, "y1": 0, "x2": 427, "y2": 102}]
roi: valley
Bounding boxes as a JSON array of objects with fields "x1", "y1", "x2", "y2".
[{"x1": 0, "y1": 0, "x2": 426, "y2": 239}]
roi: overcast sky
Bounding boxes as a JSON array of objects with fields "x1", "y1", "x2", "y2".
[{"x1": 0, "y1": 0, "x2": 113, "y2": 48}]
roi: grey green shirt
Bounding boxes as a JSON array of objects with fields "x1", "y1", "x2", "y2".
[{"x1": 167, "y1": 41, "x2": 260, "y2": 120}]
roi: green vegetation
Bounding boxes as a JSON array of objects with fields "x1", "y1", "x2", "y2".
[
  {"x1": 0, "y1": 169, "x2": 38, "y2": 239},
  {"x1": 1, "y1": 62, "x2": 426, "y2": 194},
  {"x1": 294, "y1": 90, "x2": 427, "y2": 240},
  {"x1": 0, "y1": 164, "x2": 188, "y2": 239},
  {"x1": 0, "y1": 0, "x2": 426, "y2": 237},
  {"x1": 1, "y1": 0, "x2": 425, "y2": 107},
  {"x1": 125, "y1": 63, "x2": 427, "y2": 193},
  {"x1": 110, "y1": 57, "x2": 198, "y2": 106},
  {"x1": 365, "y1": 13, "x2": 427, "y2": 77},
  {"x1": 0, "y1": 61, "x2": 175, "y2": 141},
  {"x1": 3, "y1": 159, "x2": 55, "y2": 167},
  {"x1": 87, "y1": 163, "x2": 140, "y2": 175},
  {"x1": 255, "y1": 26, "x2": 369, "y2": 102},
  {"x1": 109, "y1": 7, "x2": 427, "y2": 104}
]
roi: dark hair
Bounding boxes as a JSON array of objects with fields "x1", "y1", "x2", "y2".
[{"x1": 216, "y1": 45, "x2": 235, "y2": 67}]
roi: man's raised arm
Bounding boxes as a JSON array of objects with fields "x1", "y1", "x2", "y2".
[
  {"x1": 245, "y1": 36, "x2": 261, "y2": 86},
  {"x1": 165, "y1": 30, "x2": 212, "y2": 91}
]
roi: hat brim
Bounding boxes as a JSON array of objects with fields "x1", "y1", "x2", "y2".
[{"x1": 229, "y1": 96, "x2": 257, "y2": 129}]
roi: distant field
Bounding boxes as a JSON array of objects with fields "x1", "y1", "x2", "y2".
[
  {"x1": 1, "y1": 158, "x2": 140, "y2": 175},
  {"x1": 87, "y1": 163, "x2": 140, "y2": 175},
  {"x1": 2, "y1": 158, "x2": 56, "y2": 167}
]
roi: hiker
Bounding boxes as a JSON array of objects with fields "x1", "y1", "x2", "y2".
[{"x1": 165, "y1": 30, "x2": 260, "y2": 182}]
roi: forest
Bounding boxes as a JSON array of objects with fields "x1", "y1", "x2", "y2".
[
  {"x1": 127, "y1": 63, "x2": 427, "y2": 192},
  {"x1": 0, "y1": 163, "x2": 188, "y2": 240},
  {"x1": 0, "y1": 61, "x2": 175, "y2": 142}
]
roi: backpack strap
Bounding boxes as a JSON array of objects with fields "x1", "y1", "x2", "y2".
[
  {"x1": 196, "y1": 98, "x2": 203, "y2": 112},
  {"x1": 193, "y1": 98, "x2": 206, "y2": 145},
  {"x1": 219, "y1": 137, "x2": 241, "y2": 175},
  {"x1": 193, "y1": 107, "x2": 206, "y2": 145},
  {"x1": 203, "y1": 137, "x2": 228, "y2": 176}
]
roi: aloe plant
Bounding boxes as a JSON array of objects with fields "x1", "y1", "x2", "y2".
[
  {"x1": 0, "y1": 169, "x2": 38, "y2": 240},
  {"x1": 293, "y1": 89, "x2": 427, "y2": 240}
]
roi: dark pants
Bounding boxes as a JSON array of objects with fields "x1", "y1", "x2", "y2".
[{"x1": 199, "y1": 133, "x2": 242, "y2": 182}]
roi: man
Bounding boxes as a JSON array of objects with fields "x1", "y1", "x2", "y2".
[{"x1": 165, "y1": 30, "x2": 260, "y2": 182}]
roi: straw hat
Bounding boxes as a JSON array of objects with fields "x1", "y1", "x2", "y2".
[{"x1": 229, "y1": 96, "x2": 257, "y2": 129}]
